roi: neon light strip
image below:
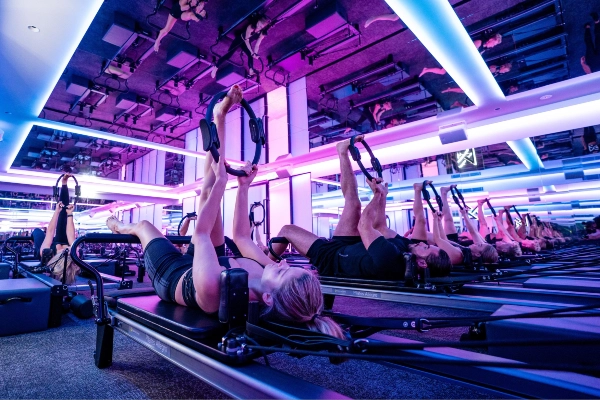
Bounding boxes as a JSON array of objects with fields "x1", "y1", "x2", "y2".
[
  {"x1": 33, "y1": 119, "x2": 245, "y2": 167},
  {"x1": 384, "y1": 0, "x2": 504, "y2": 106}
]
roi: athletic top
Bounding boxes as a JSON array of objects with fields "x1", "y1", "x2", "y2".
[{"x1": 335, "y1": 235, "x2": 410, "y2": 280}]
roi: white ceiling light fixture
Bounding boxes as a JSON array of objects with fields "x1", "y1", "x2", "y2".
[
  {"x1": 28, "y1": 25, "x2": 40, "y2": 32},
  {"x1": 384, "y1": 0, "x2": 505, "y2": 106}
]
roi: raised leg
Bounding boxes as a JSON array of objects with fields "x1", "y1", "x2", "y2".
[
  {"x1": 106, "y1": 216, "x2": 164, "y2": 250},
  {"x1": 332, "y1": 138, "x2": 362, "y2": 237},
  {"x1": 440, "y1": 186, "x2": 458, "y2": 235},
  {"x1": 274, "y1": 225, "x2": 319, "y2": 257},
  {"x1": 198, "y1": 85, "x2": 243, "y2": 247},
  {"x1": 154, "y1": 15, "x2": 177, "y2": 53},
  {"x1": 419, "y1": 67, "x2": 446, "y2": 77}
]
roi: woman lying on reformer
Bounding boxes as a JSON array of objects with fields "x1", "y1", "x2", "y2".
[
  {"x1": 32, "y1": 173, "x2": 80, "y2": 284},
  {"x1": 105, "y1": 85, "x2": 344, "y2": 339},
  {"x1": 430, "y1": 185, "x2": 499, "y2": 266}
]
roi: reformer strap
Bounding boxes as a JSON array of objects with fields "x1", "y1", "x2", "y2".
[
  {"x1": 348, "y1": 135, "x2": 383, "y2": 182},
  {"x1": 485, "y1": 199, "x2": 496, "y2": 217}
]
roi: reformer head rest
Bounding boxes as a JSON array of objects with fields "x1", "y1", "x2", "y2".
[
  {"x1": 403, "y1": 253, "x2": 429, "y2": 287},
  {"x1": 200, "y1": 91, "x2": 265, "y2": 177},
  {"x1": 219, "y1": 267, "x2": 249, "y2": 327}
]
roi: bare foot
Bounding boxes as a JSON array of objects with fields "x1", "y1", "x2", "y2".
[
  {"x1": 440, "y1": 186, "x2": 451, "y2": 195},
  {"x1": 154, "y1": 40, "x2": 161, "y2": 53},
  {"x1": 214, "y1": 85, "x2": 243, "y2": 117},
  {"x1": 336, "y1": 135, "x2": 363, "y2": 154},
  {"x1": 477, "y1": 199, "x2": 486, "y2": 205},
  {"x1": 106, "y1": 215, "x2": 121, "y2": 234},
  {"x1": 413, "y1": 182, "x2": 423, "y2": 191}
]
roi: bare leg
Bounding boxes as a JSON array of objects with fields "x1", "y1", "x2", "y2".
[
  {"x1": 155, "y1": 15, "x2": 178, "y2": 52},
  {"x1": 198, "y1": 85, "x2": 243, "y2": 246},
  {"x1": 419, "y1": 67, "x2": 446, "y2": 77},
  {"x1": 412, "y1": 181, "x2": 428, "y2": 241},
  {"x1": 181, "y1": 11, "x2": 200, "y2": 22},
  {"x1": 364, "y1": 13, "x2": 400, "y2": 29},
  {"x1": 273, "y1": 224, "x2": 320, "y2": 257},
  {"x1": 440, "y1": 186, "x2": 458, "y2": 235},
  {"x1": 106, "y1": 216, "x2": 164, "y2": 250},
  {"x1": 333, "y1": 137, "x2": 362, "y2": 237}
]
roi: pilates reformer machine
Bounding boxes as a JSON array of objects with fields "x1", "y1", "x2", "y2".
[
  {"x1": 2, "y1": 233, "x2": 138, "y2": 326},
  {"x1": 70, "y1": 233, "x2": 600, "y2": 398}
]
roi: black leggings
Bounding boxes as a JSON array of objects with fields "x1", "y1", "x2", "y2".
[
  {"x1": 585, "y1": 25, "x2": 600, "y2": 73},
  {"x1": 216, "y1": 33, "x2": 254, "y2": 72},
  {"x1": 54, "y1": 185, "x2": 70, "y2": 246}
]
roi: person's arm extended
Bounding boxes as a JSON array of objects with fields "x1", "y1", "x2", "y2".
[
  {"x1": 432, "y1": 212, "x2": 462, "y2": 264},
  {"x1": 254, "y1": 225, "x2": 268, "y2": 253},
  {"x1": 179, "y1": 215, "x2": 197, "y2": 236},
  {"x1": 232, "y1": 163, "x2": 273, "y2": 264},
  {"x1": 476, "y1": 199, "x2": 489, "y2": 237},
  {"x1": 495, "y1": 211, "x2": 515, "y2": 242},
  {"x1": 65, "y1": 205, "x2": 76, "y2": 245},
  {"x1": 253, "y1": 33, "x2": 265, "y2": 56},
  {"x1": 503, "y1": 207, "x2": 523, "y2": 243},
  {"x1": 412, "y1": 182, "x2": 429, "y2": 241},
  {"x1": 460, "y1": 209, "x2": 485, "y2": 244},
  {"x1": 242, "y1": 25, "x2": 254, "y2": 52}
]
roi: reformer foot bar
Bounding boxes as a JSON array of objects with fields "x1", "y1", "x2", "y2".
[{"x1": 70, "y1": 233, "x2": 347, "y2": 399}]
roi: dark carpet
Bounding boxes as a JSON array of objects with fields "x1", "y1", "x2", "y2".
[{"x1": 0, "y1": 294, "x2": 501, "y2": 399}]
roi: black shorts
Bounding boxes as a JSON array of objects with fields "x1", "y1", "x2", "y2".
[
  {"x1": 169, "y1": 0, "x2": 183, "y2": 19},
  {"x1": 306, "y1": 236, "x2": 361, "y2": 276},
  {"x1": 410, "y1": 238, "x2": 427, "y2": 244},
  {"x1": 144, "y1": 238, "x2": 193, "y2": 303},
  {"x1": 446, "y1": 233, "x2": 459, "y2": 243}
]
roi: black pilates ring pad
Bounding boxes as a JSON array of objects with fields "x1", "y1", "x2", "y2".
[
  {"x1": 53, "y1": 174, "x2": 81, "y2": 207},
  {"x1": 200, "y1": 91, "x2": 265, "y2": 177},
  {"x1": 348, "y1": 135, "x2": 383, "y2": 182}
]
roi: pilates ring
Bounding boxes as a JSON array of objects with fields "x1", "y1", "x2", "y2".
[
  {"x1": 422, "y1": 181, "x2": 443, "y2": 213},
  {"x1": 249, "y1": 202, "x2": 265, "y2": 227},
  {"x1": 450, "y1": 186, "x2": 468, "y2": 210},
  {"x1": 178, "y1": 212, "x2": 197, "y2": 235},
  {"x1": 53, "y1": 174, "x2": 82, "y2": 208},
  {"x1": 348, "y1": 135, "x2": 383, "y2": 182},
  {"x1": 199, "y1": 91, "x2": 265, "y2": 177}
]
